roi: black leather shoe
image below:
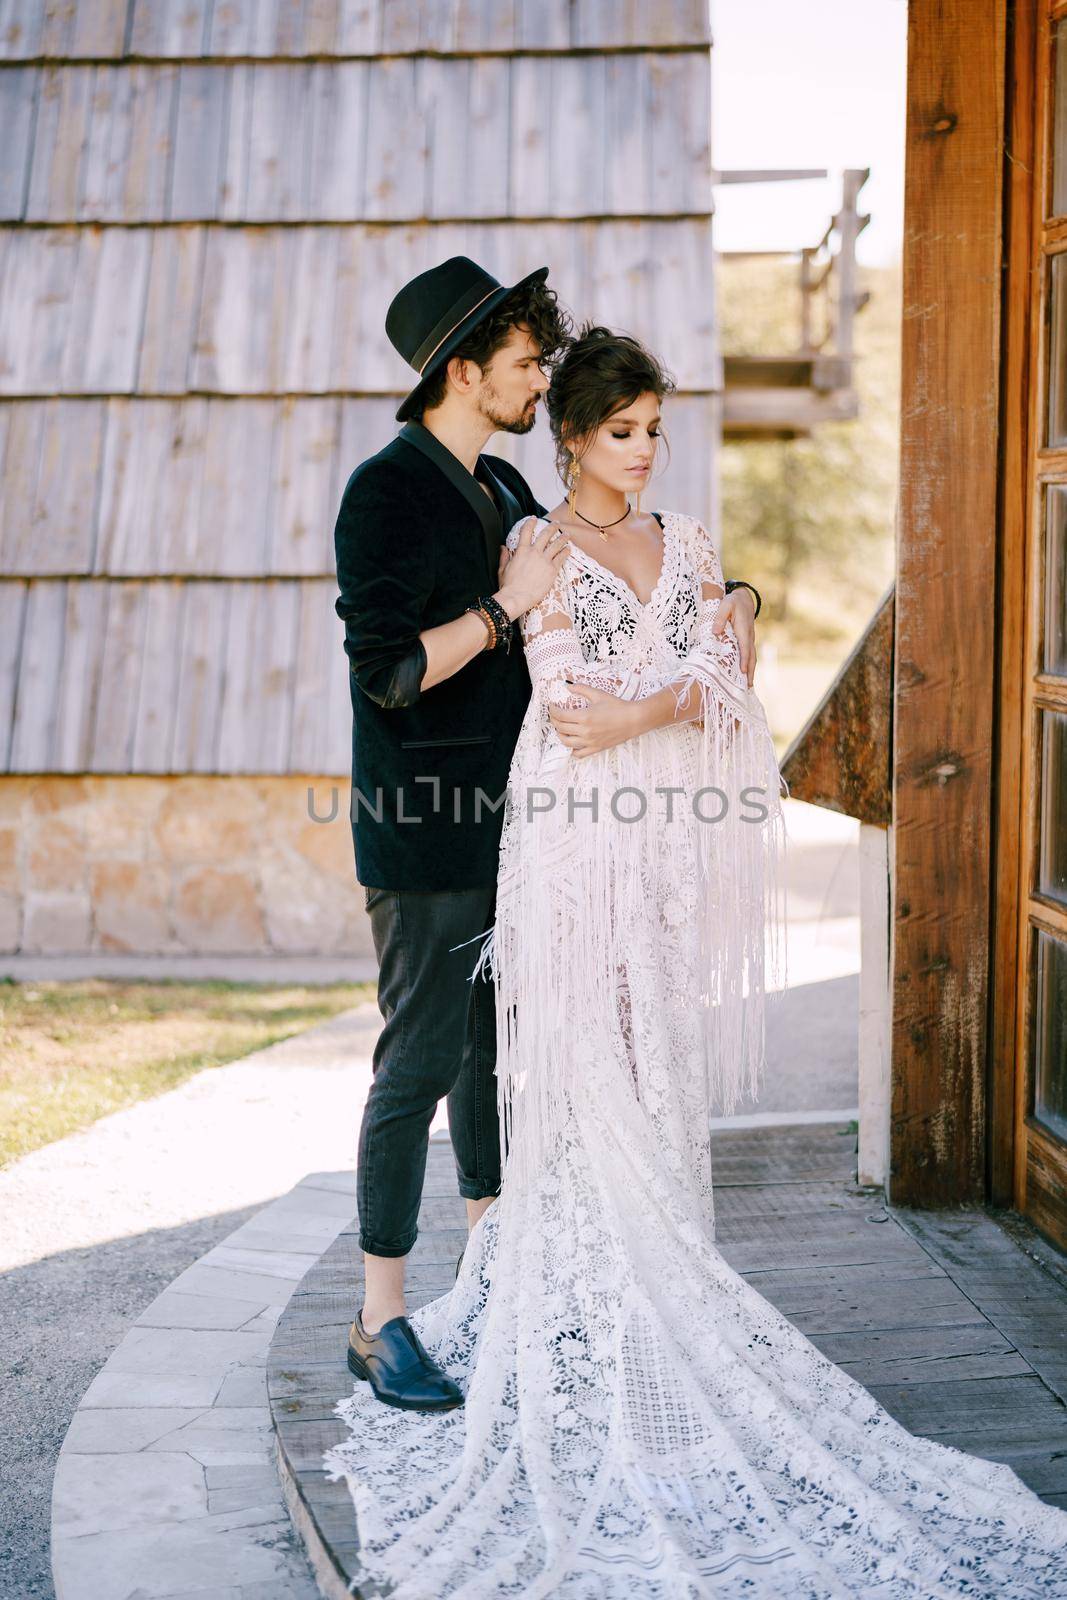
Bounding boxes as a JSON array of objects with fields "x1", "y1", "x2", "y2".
[{"x1": 347, "y1": 1312, "x2": 464, "y2": 1412}]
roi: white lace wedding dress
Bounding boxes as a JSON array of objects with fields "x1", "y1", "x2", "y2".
[{"x1": 325, "y1": 511, "x2": 1067, "y2": 1598}]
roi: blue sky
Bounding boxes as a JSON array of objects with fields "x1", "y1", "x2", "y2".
[{"x1": 710, "y1": 0, "x2": 907, "y2": 266}]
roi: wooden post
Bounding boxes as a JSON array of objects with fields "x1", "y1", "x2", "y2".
[
  {"x1": 834, "y1": 168, "x2": 869, "y2": 368},
  {"x1": 800, "y1": 247, "x2": 814, "y2": 354},
  {"x1": 890, "y1": 0, "x2": 1008, "y2": 1204},
  {"x1": 859, "y1": 822, "x2": 892, "y2": 1188}
]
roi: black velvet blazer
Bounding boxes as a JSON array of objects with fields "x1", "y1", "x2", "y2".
[{"x1": 335, "y1": 422, "x2": 546, "y2": 890}]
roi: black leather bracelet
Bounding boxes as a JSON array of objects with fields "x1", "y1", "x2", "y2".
[
  {"x1": 724, "y1": 578, "x2": 762, "y2": 619},
  {"x1": 482, "y1": 592, "x2": 511, "y2": 646}
]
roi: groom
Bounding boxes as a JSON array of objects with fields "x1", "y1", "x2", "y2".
[{"x1": 334, "y1": 256, "x2": 762, "y2": 1412}]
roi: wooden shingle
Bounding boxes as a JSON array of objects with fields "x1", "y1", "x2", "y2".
[
  {"x1": 3, "y1": 55, "x2": 711, "y2": 223},
  {"x1": 0, "y1": 220, "x2": 715, "y2": 397},
  {"x1": 0, "y1": 0, "x2": 711, "y2": 60}
]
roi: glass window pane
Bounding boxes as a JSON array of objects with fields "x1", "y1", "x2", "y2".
[
  {"x1": 1045, "y1": 486, "x2": 1067, "y2": 676},
  {"x1": 1055, "y1": 20, "x2": 1067, "y2": 219},
  {"x1": 1033, "y1": 929, "x2": 1067, "y2": 1143},
  {"x1": 1039, "y1": 710, "x2": 1067, "y2": 905},
  {"x1": 1050, "y1": 254, "x2": 1067, "y2": 448}
]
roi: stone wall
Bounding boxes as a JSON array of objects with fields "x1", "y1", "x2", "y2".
[{"x1": 0, "y1": 776, "x2": 371, "y2": 957}]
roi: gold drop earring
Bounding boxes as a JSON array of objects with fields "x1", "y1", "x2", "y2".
[{"x1": 567, "y1": 453, "x2": 581, "y2": 518}]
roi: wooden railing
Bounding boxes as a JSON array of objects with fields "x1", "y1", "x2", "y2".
[{"x1": 716, "y1": 167, "x2": 872, "y2": 375}]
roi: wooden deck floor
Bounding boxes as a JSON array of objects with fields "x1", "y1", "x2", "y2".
[{"x1": 267, "y1": 1122, "x2": 1067, "y2": 1598}]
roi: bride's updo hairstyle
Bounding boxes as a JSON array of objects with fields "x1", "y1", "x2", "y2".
[{"x1": 545, "y1": 322, "x2": 677, "y2": 482}]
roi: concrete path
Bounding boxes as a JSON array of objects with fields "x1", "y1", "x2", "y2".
[{"x1": 0, "y1": 797, "x2": 859, "y2": 1597}]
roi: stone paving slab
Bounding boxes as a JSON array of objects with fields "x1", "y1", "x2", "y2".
[{"x1": 50, "y1": 1172, "x2": 358, "y2": 1600}]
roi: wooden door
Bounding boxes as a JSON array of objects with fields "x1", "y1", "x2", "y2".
[{"x1": 1002, "y1": 0, "x2": 1067, "y2": 1247}]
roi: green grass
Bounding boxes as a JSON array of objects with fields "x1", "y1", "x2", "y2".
[{"x1": 0, "y1": 978, "x2": 375, "y2": 1167}]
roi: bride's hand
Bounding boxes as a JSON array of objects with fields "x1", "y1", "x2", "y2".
[
  {"x1": 711, "y1": 589, "x2": 756, "y2": 687},
  {"x1": 547, "y1": 682, "x2": 640, "y2": 758}
]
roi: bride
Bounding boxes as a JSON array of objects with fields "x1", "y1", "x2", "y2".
[{"x1": 325, "y1": 326, "x2": 1067, "y2": 1597}]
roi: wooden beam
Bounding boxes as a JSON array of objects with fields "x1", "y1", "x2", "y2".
[
  {"x1": 723, "y1": 354, "x2": 853, "y2": 390},
  {"x1": 891, "y1": 0, "x2": 1008, "y2": 1205},
  {"x1": 713, "y1": 169, "x2": 828, "y2": 184},
  {"x1": 721, "y1": 387, "x2": 859, "y2": 434}
]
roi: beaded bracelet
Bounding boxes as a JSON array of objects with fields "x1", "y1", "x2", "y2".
[
  {"x1": 465, "y1": 601, "x2": 497, "y2": 648},
  {"x1": 465, "y1": 593, "x2": 514, "y2": 652}
]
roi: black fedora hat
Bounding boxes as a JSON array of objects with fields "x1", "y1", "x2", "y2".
[{"x1": 386, "y1": 256, "x2": 549, "y2": 423}]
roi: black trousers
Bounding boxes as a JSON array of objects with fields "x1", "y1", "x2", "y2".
[{"x1": 357, "y1": 884, "x2": 501, "y2": 1257}]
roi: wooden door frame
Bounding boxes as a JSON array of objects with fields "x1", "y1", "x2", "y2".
[
  {"x1": 990, "y1": 0, "x2": 1040, "y2": 1206},
  {"x1": 1005, "y1": 0, "x2": 1067, "y2": 1242}
]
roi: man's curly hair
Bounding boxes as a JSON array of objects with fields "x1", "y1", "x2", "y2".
[{"x1": 414, "y1": 279, "x2": 571, "y2": 415}]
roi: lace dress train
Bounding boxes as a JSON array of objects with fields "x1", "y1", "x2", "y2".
[{"x1": 325, "y1": 511, "x2": 1067, "y2": 1597}]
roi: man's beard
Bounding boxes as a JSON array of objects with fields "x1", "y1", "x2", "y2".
[{"x1": 479, "y1": 383, "x2": 538, "y2": 436}]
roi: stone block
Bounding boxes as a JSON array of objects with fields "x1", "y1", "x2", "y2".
[
  {"x1": 50, "y1": 1515, "x2": 303, "y2": 1600},
  {"x1": 22, "y1": 890, "x2": 92, "y2": 951},
  {"x1": 0, "y1": 777, "x2": 30, "y2": 825},
  {"x1": 260, "y1": 854, "x2": 346, "y2": 953},
  {"x1": 173, "y1": 868, "x2": 264, "y2": 952},
  {"x1": 52, "y1": 1451, "x2": 207, "y2": 1537},
  {"x1": 214, "y1": 1365, "x2": 270, "y2": 1408},
  {"x1": 63, "y1": 1408, "x2": 207, "y2": 1455},
  {"x1": 103, "y1": 1326, "x2": 269, "y2": 1379},
  {"x1": 294, "y1": 812, "x2": 353, "y2": 878},
  {"x1": 143, "y1": 1408, "x2": 273, "y2": 1468},
  {"x1": 155, "y1": 779, "x2": 264, "y2": 864},
  {"x1": 27, "y1": 775, "x2": 89, "y2": 816},
  {"x1": 197, "y1": 1244, "x2": 320, "y2": 1282},
  {"x1": 135, "y1": 1292, "x2": 270, "y2": 1332},
  {"x1": 26, "y1": 815, "x2": 87, "y2": 891},
  {"x1": 80, "y1": 1371, "x2": 224, "y2": 1409},
  {"x1": 84, "y1": 777, "x2": 165, "y2": 855},
  {"x1": 0, "y1": 824, "x2": 17, "y2": 888},
  {"x1": 91, "y1": 860, "x2": 172, "y2": 951},
  {"x1": 229, "y1": 1307, "x2": 284, "y2": 1341},
  {"x1": 0, "y1": 889, "x2": 20, "y2": 951},
  {"x1": 166, "y1": 1262, "x2": 300, "y2": 1306}
]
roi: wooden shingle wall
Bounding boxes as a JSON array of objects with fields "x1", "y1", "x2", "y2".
[{"x1": 0, "y1": 3, "x2": 716, "y2": 776}]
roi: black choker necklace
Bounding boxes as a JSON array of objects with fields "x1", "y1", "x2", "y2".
[{"x1": 573, "y1": 503, "x2": 631, "y2": 542}]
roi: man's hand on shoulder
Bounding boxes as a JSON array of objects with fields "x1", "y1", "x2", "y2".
[{"x1": 495, "y1": 517, "x2": 569, "y2": 621}]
